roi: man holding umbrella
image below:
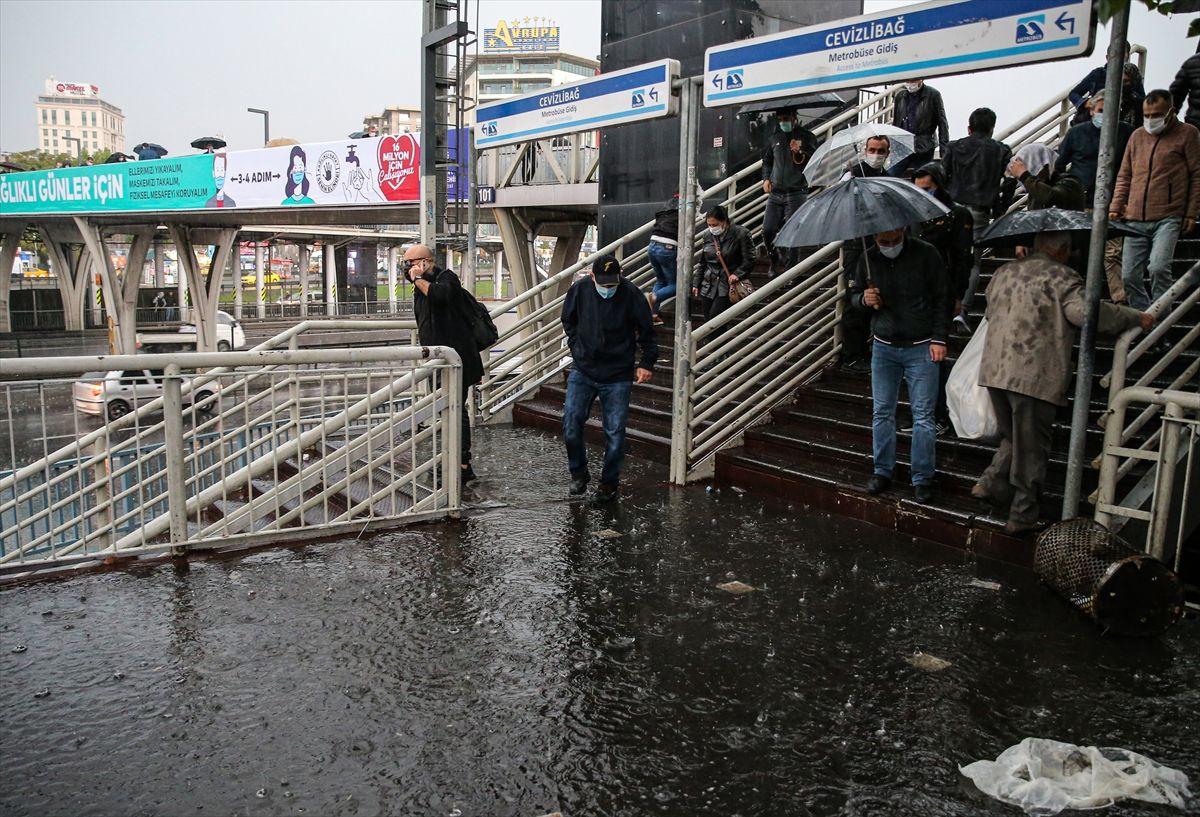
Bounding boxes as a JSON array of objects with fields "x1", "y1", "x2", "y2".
[{"x1": 761, "y1": 108, "x2": 818, "y2": 274}]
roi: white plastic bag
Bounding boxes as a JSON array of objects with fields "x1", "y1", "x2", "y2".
[
  {"x1": 946, "y1": 317, "x2": 998, "y2": 440},
  {"x1": 960, "y1": 737, "x2": 1192, "y2": 814}
]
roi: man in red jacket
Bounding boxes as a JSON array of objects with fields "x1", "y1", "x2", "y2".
[{"x1": 1110, "y1": 89, "x2": 1200, "y2": 310}]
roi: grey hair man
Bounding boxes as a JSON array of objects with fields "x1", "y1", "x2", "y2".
[{"x1": 974, "y1": 231, "x2": 1152, "y2": 535}]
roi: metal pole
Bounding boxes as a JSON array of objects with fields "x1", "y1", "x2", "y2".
[
  {"x1": 466, "y1": 130, "x2": 478, "y2": 292},
  {"x1": 255, "y1": 243, "x2": 266, "y2": 319},
  {"x1": 1147, "y1": 402, "x2": 1184, "y2": 558},
  {"x1": 388, "y1": 245, "x2": 399, "y2": 314},
  {"x1": 669, "y1": 77, "x2": 700, "y2": 485},
  {"x1": 248, "y1": 108, "x2": 270, "y2": 145},
  {"x1": 161, "y1": 363, "x2": 190, "y2": 553},
  {"x1": 1062, "y1": 6, "x2": 1130, "y2": 520}
]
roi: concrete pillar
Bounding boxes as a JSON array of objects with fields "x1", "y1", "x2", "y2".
[
  {"x1": 41, "y1": 226, "x2": 87, "y2": 332},
  {"x1": 233, "y1": 240, "x2": 244, "y2": 321},
  {"x1": 298, "y1": 243, "x2": 311, "y2": 318},
  {"x1": 177, "y1": 245, "x2": 189, "y2": 323},
  {"x1": 0, "y1": 229, "x2": 22, "y2": 334},
  {"x1": 255, "y1": 244, "x2": 266, "y2": 318},
  {"x1": 495, "y1": 209, "x2": 536, "y2": 316},
  {"x1": 494, "y1": 250, "x2": 503, "y2": 300},
  {"x1": 324, "y1": 242, "x2": 337, "y2": 316},
  {"x1": 153, "y1": 239, "x2": 165, "y2": 288},
  {"x1": 88, "y1": 259, "x2": 103, "y2": 328},
  {"x1": 387, "y1": 245, "x2": 399, "y2": 314}
]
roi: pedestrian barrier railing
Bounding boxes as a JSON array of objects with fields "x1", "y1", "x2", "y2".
[
  {"x1": 478, "y1": 133, "x2": 599, "y2": 189},
  {"x1": 0, "y1": 346, "x2": 461, "y2": 577},
  {"x1": 1093, "y1": 386, "x2": 1198, "y2": 582},
  {"x1": 1092, "y1": 265, "x2": 1200, "y2": 529}
]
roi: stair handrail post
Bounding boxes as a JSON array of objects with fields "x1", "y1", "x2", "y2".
[
  {"x1": 161, "y1": 362, "x2": 190, "y2": 554},
  {"x1": 1062, "y1": 5, "x2": 1130, "y2": 520},
  {"x1": 670, "y1": 77, "x2": 701, "y2": 485}
]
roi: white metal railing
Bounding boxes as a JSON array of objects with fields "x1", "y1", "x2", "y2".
[
  {"x1": 1091, "y1": 265, "x2": 1200, "y2": 523},
  {"x1": 478, "y1": 134, "x2": 599, "y2": 189},
  {"x1": 1094, "y1": 387, "x2": 1198, "y2": 575},
  {"x1": 0, "y1": 345, "x2": 462, "y2": 577}
]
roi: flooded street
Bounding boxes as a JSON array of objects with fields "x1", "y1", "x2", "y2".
[{"x1": 2, "y1": 426, "x2": 1197, "y2": 817}]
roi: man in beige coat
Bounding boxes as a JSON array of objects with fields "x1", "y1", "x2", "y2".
[{"x1": 973, "y1": 232, "x2": 1153, "y2": 534}]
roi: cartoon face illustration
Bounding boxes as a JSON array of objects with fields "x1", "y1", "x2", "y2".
[
  {"x1": 213, "y1": 153, "x2": 227, "y2": 191},
  {"x1": 282, "y1": 145, "x2": 314, "y2": 205}
]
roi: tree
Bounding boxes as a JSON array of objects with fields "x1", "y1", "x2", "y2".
[
  {"x1": 1098, "y1": 0, "x2": 1200, "y2": 36},
  {"x1": 5, "y1": 149, "x2": 81, "y2": 171}
]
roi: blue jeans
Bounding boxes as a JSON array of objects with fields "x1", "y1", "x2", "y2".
[
  {"x1": 871, "y1": 342, "x2": 939, "y2": 486},
  {"x1": 648, "y1": 240, "x2": 677, "y2": 314},
  {"x1": 563, "y1": 369, "x2": 632, "y2": 487},
  {"x1": 1121, "y1": 217, "x2": 1183, "y2": 310}
]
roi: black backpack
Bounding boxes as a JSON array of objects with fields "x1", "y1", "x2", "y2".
[{"x1": 457, "y1": 284, "x2": 499, "y2": 351}]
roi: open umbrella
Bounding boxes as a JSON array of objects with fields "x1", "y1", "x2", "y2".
[
  {"x1": 803, "y1": 123, "x2": 915, "y2": 187},
  {"x1": 104, "y1": 152, "x2": 131, "y2": 164},
  {"x1": 738, "y1": 92, "x2": 853, "y2": 114},
  {"x1": 191, "y1": 136, "x2": 227, "y2": 152},
  {"x1": 976, "y1": 207, "x2": 1142, "y2": 247},
  {"x1": 135, "y1": 142, "x2": 168, "y2": 160},
  {"x1": 0, "y1": 161, "x2": 26, "y2": 173},
  {"x1": 775, "y1": 176, "x2": 948, "y2": 302}
]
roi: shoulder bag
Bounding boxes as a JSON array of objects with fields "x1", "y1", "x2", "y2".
[{"x1": 711, "y1": 234, "x2": 754, "y2": 303}]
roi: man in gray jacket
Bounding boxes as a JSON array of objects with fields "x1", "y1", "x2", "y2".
[{"x1": 974, "y1": 232, "x2": 1152, "y2": 535}]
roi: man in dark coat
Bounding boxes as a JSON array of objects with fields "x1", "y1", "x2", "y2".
[
  {"x1": 405, "y1": 243, "x2": 485, "y2": 483},
  {"x1": 852, "y1": 231, "x2": 947, "y2": 504},
  {"x1": 942, "y1": 107, "x2": 1012, "y2": 335},
  {"x1": 761, "y1": 109, "x2": 818, "y2": 273},
  {"x1": 1170, "y1": 47, "x2": 1200, "y2": 129},
  {"x1": 890, "y1": 78, "x2": 949, "y2": 178},
  {"x1": 561, "y1": 255, "x2": 658, "y2": 503},
  {"x1": 839, "y1": 135, "x2": 891, "y2": 372}
]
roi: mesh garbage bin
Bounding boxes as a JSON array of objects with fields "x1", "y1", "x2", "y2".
[{"x1": 1034, "y1": 518, "x2": 1184, "y2": 637}]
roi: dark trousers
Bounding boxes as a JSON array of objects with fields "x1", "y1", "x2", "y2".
[
  {"x1": 978, "y1": 388, "x2": 1056, "y2": 525},
  {"x1": 700, "y1": 293, "x2": 734, "y2": 323},
  {"x1": 563, "y1": 369, "x2": 633, "y2": 488},
  {"x1": 762, "y1": 189, "x2": 807, "y2": 270},
  {"x1": 460, "y1": 395, "x2": 472, "y2": 465},
  {"x1": 840, "y1": 294, "x2": 872, "y2": 362}
]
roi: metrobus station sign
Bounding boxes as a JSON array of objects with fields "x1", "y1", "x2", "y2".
[
  {"x1": 475, "y1": 59, "x2": 680, "y2": 149},
  {"x1": 0, "y1": 132, "x2": 470, "y2": 216},
  {"x1": 704, "y1": 0, "x2": 1095, "y2": 106}
]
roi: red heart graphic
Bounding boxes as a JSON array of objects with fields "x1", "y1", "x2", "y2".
[{"x1": 377, "y1": 134, "x2": 420, "y2": 202}]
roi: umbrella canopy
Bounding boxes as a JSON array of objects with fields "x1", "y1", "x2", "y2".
[
  {"x1": 976, "y1": 207, "x2": 1142, "y2": 247},
  {"x1": 804, "y1": 123, "x2": 916, "y2": 187},
  {"x1": 135, "y1": 142, "x2": 168, "y2": 159},
  {"x1": 738, "y1": 92, "x2": 853, "y2": 114},
  {"x1": 191, "y1": 136, "x2": 227, "y2": 151},
  {"x1": 774, "y1": 176, "x2": 948, "y2": 248},
  {"x1": 0, "y1": 161, "x2": 26, "y2": 173},
  {"x1": 104, "y1": 152, "x2": 131, "y2": 164}
]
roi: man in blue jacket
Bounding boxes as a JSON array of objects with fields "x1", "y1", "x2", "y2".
[{"x1": 561, "y1": 255, "x2": 658, "y2": 502}]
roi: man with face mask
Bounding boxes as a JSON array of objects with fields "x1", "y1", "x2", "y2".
[
  {"x1": 851, "y1": 228, "x2": 947, "y2": 504},
  {"x1": 761, "y1": 108, "x2": 818, "y2": 274},
  {"x1": 839, "y1": 136, "x2": 891, "y2": 372},
  {"x1": 890, "y1": 78, "x2": 949, "y2": 178},
  {"x1": 1054, "y1": 92, "x2": 1133, "y2": 302},
  {"x1": 405, "y1": 244, "x2": 486, "y2": 483},
  {"x1": 1110, "y1": 88, "x2": 1200, "y2": 311},
  {"x1": 560, "y1": 255, "x2": 658, "y2": 503}
]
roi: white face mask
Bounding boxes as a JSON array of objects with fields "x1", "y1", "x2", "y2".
[
  {"x1": 879, "y1": 241, "x2": 903, "y2": 259},
  {"x1": 864, "y1": 152, "x2": 887, "y2": 169},
  {"x1": 904, "y1": 82, "x2": 921, "y2": 94},
  {"x1": 708, "y1": 225, "x2": 725, "y2": 236},
  {"x1": 1144, "y1": 115, "x2": 1168, "y2": 135}
]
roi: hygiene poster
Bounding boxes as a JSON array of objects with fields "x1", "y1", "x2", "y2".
[{"x1": 0, "y1": 132, "x2": 469, "y2": 216}]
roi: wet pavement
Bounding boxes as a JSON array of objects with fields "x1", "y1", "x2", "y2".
[{"x1": 1, "y1": 425, "x2": 1197, "y2": 817}]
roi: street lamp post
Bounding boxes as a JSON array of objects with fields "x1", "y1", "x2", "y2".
[
  {"x1": 61, "y1": 136, "x2": 81, "y2": 164},
  {"x1": 247, "y1": 108, "x2": 270, "y2": 146}
]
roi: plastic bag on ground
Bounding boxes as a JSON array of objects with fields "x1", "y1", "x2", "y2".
[
  {"x1": 960, "y1": 737, "x2": 1192, "y2": 814},
  {"x1": 946, "y1": 317, "x2": 998, "y2": 440}
]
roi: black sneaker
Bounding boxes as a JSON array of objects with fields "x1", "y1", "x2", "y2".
[
  {"x1": 865, "y1": 475, "x2": 891, "y2": 495},
  {"x1": 460, "y1": 464, "x2": 478, "y2": 485},
  {"x1": 569, "y1": 475, "x2": 590, "y2": 496},
  {"x1": 841, "y1": 358, "x2": 872, "y2": 373},
  {"x1": 952, "y1": 315, "x2": 972, "y2": 336},
  {"x1": 913, "y1": 484, "x2": 935, "y2": 504},
  {"x1": 592, "y1": 483, "x2": 619, "y2": 503}
]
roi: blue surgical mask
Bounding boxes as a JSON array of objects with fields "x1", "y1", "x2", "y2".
[
  {"x1": 292, "y1": 171, "x2": 304, "y2": 184},
  {"x1": 1092, "y1": 113, "x2": 1104, "y2": 128},
  {"x1": 214, "y1": 176, "x2": 225, "y2": 189},
  {"x1": 779, "y1": 121, "x2": 793, "y2": 133},
  {"x1": 879, "y1": 241, "x2": 903, "y2": 259},
  {"x1": 595, "y1": 282, "x2": 617, "y2": 299}
]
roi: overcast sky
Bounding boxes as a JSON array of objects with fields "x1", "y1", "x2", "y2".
[{"x1": 0, "y1": 1, "x2": 1194, "y2": 158}]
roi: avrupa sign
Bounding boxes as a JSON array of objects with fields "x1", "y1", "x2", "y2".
[
  {"x1": 704, "y1": 0, "x2": 1095, "y2": 106},
  {"x1": 476, "y1": 59, "x2": 679, "y2": 149}
]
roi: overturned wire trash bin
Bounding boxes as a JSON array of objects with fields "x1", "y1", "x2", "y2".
[{"x1": 1035, "y1": 518, "x2": 1185, "y2": 637}]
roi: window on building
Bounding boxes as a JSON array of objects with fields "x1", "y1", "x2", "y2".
[
  {"x1": 51, "y1": 110, "x2": 57, "y2": 125},
  {"x1": 52, "y1": 128, "x2": 58, "y2": 137},
  {"x1": 43, "y1": 138, "x2": 50, "y2": 148},
  {"x1": 515, "y1": 81, "x2": 550, "y2": 93},
  {"x1": 519, "y1": 61, "x2": 553, "y2": 72},
  {"x1": 91, "y1": 111, "x2": 97, "y2": 126},
  {"x1": 64, "y1": 110, "x2": 71, "y2": 125},
  {"x1": 42, "y1": 128, "x2": 48, "y2": 137},
  {"x1": 481, "y1": 81, "x2": 513, "y2": 94},
  {"x1": 41, "y1": 109, "x2": 47, "y2": 124}
]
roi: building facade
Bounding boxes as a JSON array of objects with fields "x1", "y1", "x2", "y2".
[
  {"x1": 463, "y1": 51, "x2": 598, "y2": 115},
  {"x1": 362, "y1": 106, "x2": 422, "y2": 136},
  {"x1": 34, "y1": 79, "x2": 124, "y2": 157}
]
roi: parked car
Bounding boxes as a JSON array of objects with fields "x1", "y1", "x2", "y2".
[
  {"x1": 241, "y1": 272, "x2": 282, "y2": 285},
  {"x1": 73, "y1": 369, "x2": 221, "y2": 421}
]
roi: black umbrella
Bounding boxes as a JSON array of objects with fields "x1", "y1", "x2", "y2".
[
  {"x1": 738, "y1": 92, "x2": 853, "y2": 114},
  {"x1": 775, "y1": 176, "x2": 948, "y2": 247},
  {"x1": 104, "y1": 152, "x2": 131, "y2": 163},
  {"x1": 136, "y1": 142, "x2": 168, "y2": 159},
  {"x1": 348, "y1": 130, "x2": 370, "y2": 139},
  {"x1": 975, "y1": 208, "x2": 1143, "y2": 248},
  {"x1": 0, "y1": 161, "x2": 25, "y2": 173},
  {"x1": 191, "y1": 136, "x2": 227, "y2": 151}
]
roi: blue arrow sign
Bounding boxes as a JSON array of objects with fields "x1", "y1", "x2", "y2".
[{"x1": 1055, "y1": 11, "x2": 1075, "y2": 33}]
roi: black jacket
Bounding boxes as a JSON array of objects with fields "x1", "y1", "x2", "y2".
[
  {"x1": 1171, "y1": 53, "x2": 1200, "y2": 129},
  {"x1": 913, "y1": 198, "x2": 975, "y2": 306},
  {"x1": 892, "y1": 85, "x2": 950, "y2": 157},
  {"x1": 413, "y1": 266, "x2": 484, "y2": 387},
  {"x1": 851, "y1": 237, "x2": 948, "y2": 346},
  {"x1": 999, "y1": 170, "x2": 1086, "y2": 213},
  {"x1": 562, "y1": 277, "x2": 658, "y2": 383},
  {"x1": 1069, "y1": 64, "x2": 1145, "y2": 109},
  {"x1": 651, "y1": 197, "x2": 679, "y2": 243},
  {"x1": 942, "y1": 133, "x2": 1012, "y2": 210},
  {"x1": 1054, "y1": 119, "x2": 1133, "y2": 202},
  {"x1": 693, "y1": 222, "x2": 756, "y2": 299},
  {"x1": 762, "y1": 126, "x2": 819, "y2": 191}
]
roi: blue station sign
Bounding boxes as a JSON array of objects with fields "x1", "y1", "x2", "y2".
[{"x1": 703, "y1": 0, "x2": 1095, "y2": 107}]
